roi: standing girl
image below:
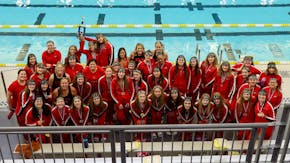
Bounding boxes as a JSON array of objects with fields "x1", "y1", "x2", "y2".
[{"x1": 110, "y1": 68, "x2": 134, "y2": 125}]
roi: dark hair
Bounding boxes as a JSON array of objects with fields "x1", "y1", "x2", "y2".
[
  {"x1": 166, "y1": 88, "x2": 183, "y2": 109},
  {"x1": 174, "y1": 55, "x2": 189, "y2": 79},
  {"x1": 189, "y1": 56, "x2": 200, "y2": 76},
  {"x1": 117, "y1": 47, "x2": 127, "y2": 61},
  {"x1": 152, "y1": 67, "x2": 165, "y2": 85},
  {"x1": 32, "y1": 96, "x2": 51, "y2": 118},
  {"x1": 18, "y1": 68, "x2": 26, "y2": 75},
  {"x1": 72, "y1": 73, "x2": 87, "y2": 95},
  {"x1": 26, "y1": 53, "x2": 37, "y2": 67},
  {"x1": 87, "y1": 59, "x2": 97, "y2": 66}
]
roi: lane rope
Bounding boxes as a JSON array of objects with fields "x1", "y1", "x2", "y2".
[{"x1": 0, "y1": 24, "x2": 289, "y2": 28}]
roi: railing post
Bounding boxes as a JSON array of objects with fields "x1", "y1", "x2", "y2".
[
  {"x1": 246, "y1": 127, "x2": 258, "y2": 163},
  {"x1": 119, "y1": 130, "x2": 126, "y2": 163},
  {"x1": 271, "y1": 103, "x2": 290, "y2": 163},
  {"x1": 1, "y1": 71, "x2": 7, "y2": 95},
  {"x1": 110, "y1": 130, "x2": 117, "y2": 163},
  {"x1": 272, "y1": 103, "x2": 290, "y2": 162}
]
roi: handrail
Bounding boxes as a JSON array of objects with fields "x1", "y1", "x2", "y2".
[
  {"x1": 0, "y1": 123, "x2": 274, "y2": 134},
  {"x1": 0, "y1": 24, "x2": 289, "y2": 29}
]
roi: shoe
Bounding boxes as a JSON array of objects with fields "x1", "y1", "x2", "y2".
[
  {"x1": 152, "y1": 133, "x2": 157, "y2": 139},
  {"x1": 101, "y1": 137, "x2": 107, "y2": 142},
  {"x1": 166, "y1": 132, "x2": 171, "y2": 136},
  {"x1": 157, "y1": 132, "x2": 163, "y2": 137},
  {"x1": 93, "y1": 136, "x2": 100, "y2": 142},
  {"x1": 172, "y1": 132, "x2": 178, "y2": 136}
]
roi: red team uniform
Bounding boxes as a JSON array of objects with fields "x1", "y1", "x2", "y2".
[
  {"x1": 65, "y1": 63, "x2": 84, "y2": 80},
  {"x1": 110, "y1": 77, "x2": 134, "y2": 125},
  {"x1": 82, "y1": 66, "x2": 105, "y2": 93},
  {"x1": 200, "y1": 61, "x2": 217, "y2": 96},
  {"x1": 254, "y1": 101, "x2": 275, "y2": 139},
  {"x1": 168, "y1": 66, "x2": 191, "y2": 96},
  {"x1": 25, "y1": 105, "x2": 52, "y2": 143}
]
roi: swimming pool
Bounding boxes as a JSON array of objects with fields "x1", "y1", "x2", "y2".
[{"x1": 0, "y1": 0, "x2": 289, "y2": 64}]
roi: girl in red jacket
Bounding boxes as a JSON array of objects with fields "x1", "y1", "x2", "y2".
[
  {"x1": 79, "y1": 36, "x2": 98, "y2": 64},
  {"x1": 71, "y1": 73, "x2": 92, "y2": 104},
  {"x1": 82, "y1": 34, "x2": 114, "y2": 67},
  {"x1": 133, "y1": 69, "x2": 148, "y2": 96},
  {"x1": 117, "y1": 47, "x2": 129, "y2": 69},
  {"x1": 64, "y1": 45, "x2": 82, "y2": 63},
  {"x1": 148, "y1": 85, "x2": 168, "y2": 139},
  {"x1": 263, "y1": 78, "x2": 283, "y2": 113},
  {"x1": 234, "y1": 89, "x2": 255, "y2": 140},
  {"x1": 154, "y1": 54, "x2": 172, "y2": 78},
  {"x1": 70, "y1": 96, "x2": 90, "y2": 142},
  {"x1": 130, "y1": 90, "x2": 151, "y2": 141},
  {"x1": 177, "y1": 97, "x2": 197, "y2": 141},
  {"x1": 64, "y1": 55, "x2": 84, "y2": 80},
  {"x1": 195, "y1": 93, "x2": 214, "y2": 140},
  {"x1": 51, "y1": 96, "x2": 71, "y2": 143},
  {"x1": 24, "y1": 53, "x2": 37, "y2": 79},
  {"x1": 232, "y1": 56, "x2": 261, "y2": 76},
  {"x1": 211, "y1": 92, "x2": 229, "y2": 138},
  {"x1": 188, "y1": 56, "x2": 202, "y2": 102},
  {"x1": 25, "y1": 96, "x2": 52, "y2": 143},
  {"x1": 137, "y1": 51, "x2": 155, "y2": 81},
  {"x1": 98, "y1": 66, "x2": 115, "y2": 124},
  {"x1": 200, "y1": 53, "x2": 218, "y2": 97},
  {"x1": 168, "y1": 55, "x2": 191, "y2": 96},
  {"x1": 16, "y1": 80, "x2": 36, "y2": 127},
  {"x1": 7, "y1": 69, "x2": 27, "y2": 120},
  {"x1": 88, "y1": 93, "x2": 108, "y2": 142},
  {"x1": 254, "y1": 90, "x2": 275, "y2": 140},
  {"x1": 130, "y1": 43, "x2": 145, "y2": 65},
  {"x1": 82, "y1": 59, "x2": 105, "y2": 94},
  {"x1": 110, "y1": 68, "x2": 134, "y2": 125},
  {"x1": 259, "y1": 62, "x2": 282, "y2": 88},
  {"x1": 212, "y1": 61, "x2": 234, "y2": 101},
  {"x1": 166, "y1": 88, "x2": 184, "y2": 136},
  {"x1": 147, "y1": 67, "x2": 168, "y2": 92}
]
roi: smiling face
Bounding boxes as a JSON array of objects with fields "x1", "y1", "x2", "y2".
[
  {"x1": 93, "y1": 96, "x2": 101, "y2": 105},
  {"x1": 73, "y1": 98, "x2": 82, "y2": 109}
]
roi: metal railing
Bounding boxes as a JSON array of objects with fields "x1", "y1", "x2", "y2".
[{"x1": 0, "y1": 101, "x2": 289, "y2": 163}]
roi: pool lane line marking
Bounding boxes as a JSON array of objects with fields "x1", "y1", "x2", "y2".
[
  {"x1": 155, "y1": 14, "x2": 162, "y2": 24},
  {"x1": 196, "y1": 3, "x2": 204, "y2": 10},
  {"x1": 34, "y1": 13, "x2": 46, "y2": 25},
  {"x1": 154, "y1": 3, "x2": 160, "y2": 11},
  {"x1": 156, "y1": 30, "x2": 163, "y2": 40},
  {"x1": 212, "y1": 13, "x2": 222, "y2": 24},
  {"x1": 194, "y1": 29, "x2": 202, "y2": 41},
  {"x1": 16, "y1": 44, "x2": 31, "y2": 61},
  {"x1": 0, "y1": 31, "x2": 289, "y2": 37},
  {"x1": 205, "y1": 29, "x2": 213, "y2": 40},
  {"x1": 97, "y1": 14, "x2": 105, "y2": 25},
  {"x1": 0, "y1": 24, "x2": 289, "y2": 28},
  {"x1": 187, "y1": 2, "x2": 193, "y2": 11},
  {"x1": 1, "y1": 3, "x2": 289, "y2": 8}
]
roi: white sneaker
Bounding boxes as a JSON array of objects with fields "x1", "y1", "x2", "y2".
[
  {"x1": 172, "y1": 132, "x2": 178, "y2": 136},
  {"x1": 101, "y1": 137, "x2": 107, "y2": 142},
  {"x1": 152, "y1": 133, "x2": 157, "y2": 139},
  {"x1": 166, "y1": 132, "x2": 172, "y2": 136},
  {"x1": 157, "y1": 132, "x2": 163, "y2": 137}
]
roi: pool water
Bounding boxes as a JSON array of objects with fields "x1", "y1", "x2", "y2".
[{"x1": 0, "y1": 0, "x2": 289, "y2": 64}]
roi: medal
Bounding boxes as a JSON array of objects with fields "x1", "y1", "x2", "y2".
[
  {"x1": 140, "y1": 113, "x2": 145, "y2": 118},
  {"x1": 61, "y1": 120, "x2": 65, "y2": 125},
  {"x1": 79, "y1": 120, "x2": 84, "y2": 124}
]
